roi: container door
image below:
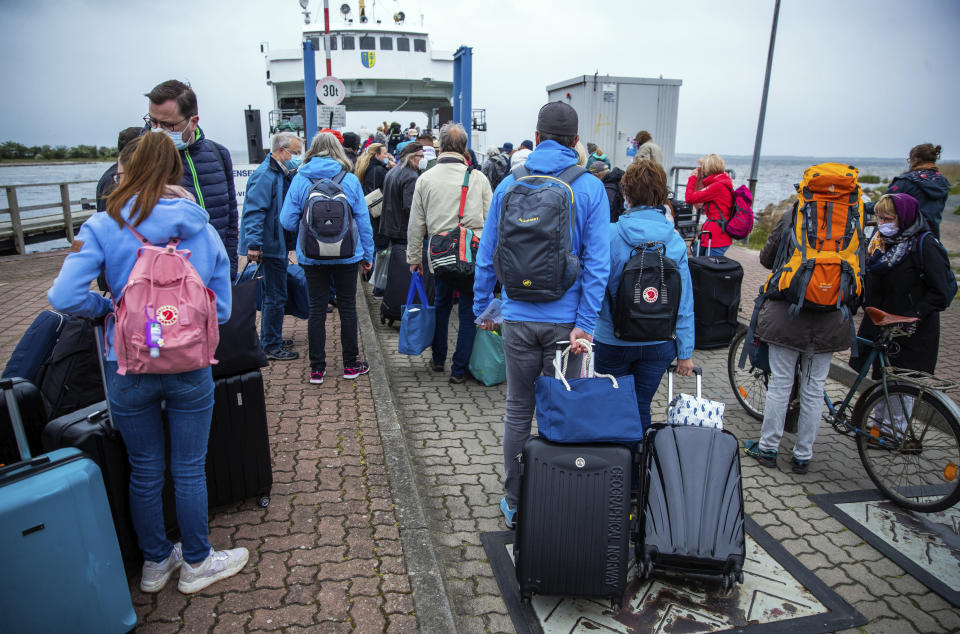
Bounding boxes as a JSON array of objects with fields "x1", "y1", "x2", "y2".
[{"x1": 615, "y1": 84, "x2": 659, "y2": 170}]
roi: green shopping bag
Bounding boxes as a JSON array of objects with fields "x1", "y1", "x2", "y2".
[{"x1": 468, "y1": 327, "x2": 506, "y2": 386}]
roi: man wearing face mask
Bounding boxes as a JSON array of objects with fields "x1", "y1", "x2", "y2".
[
  {"x1": 144, "y1": 79, "x2": 239, "y2": 277},
  {"x1": 238, "y1": 131, "x2": 303, "y2": 360}
]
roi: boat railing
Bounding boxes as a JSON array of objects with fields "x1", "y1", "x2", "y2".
[{"x1": 0, "y1": 180, "x2": 99, "y2": 255}]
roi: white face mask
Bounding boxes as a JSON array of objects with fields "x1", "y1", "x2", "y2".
[
  {"x1": 418, "y1": 157, "x2": 429, "y2": 171},
  {"x1": 153, "y1": 127, "x2": 189, "y2": 151},
  {"x1": 877, "y1": 222, "x2": 899, "y2": 237}
]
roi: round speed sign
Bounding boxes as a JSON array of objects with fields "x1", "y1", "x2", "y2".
[{"x1": 316, "y1": 76, "x2": 345, "y2": 105}]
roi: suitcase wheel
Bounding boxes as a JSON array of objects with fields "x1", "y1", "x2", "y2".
[{"x1": 257, "y1": 496, "x2": 270, "y2": 508}]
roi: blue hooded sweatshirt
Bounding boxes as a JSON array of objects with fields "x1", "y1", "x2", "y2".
[
  {"x1": 47, "y1": 196, "x2": 232, "y2": 361},
  {"x1": 593, "y1": 207, "x2": 695, "y2": 358},
  {"x1": 279, "y1": 156, "x2": 375, "y2": 266},
  {"x1": 473, "y1": 140, "x2": 611, "y2": 334}
]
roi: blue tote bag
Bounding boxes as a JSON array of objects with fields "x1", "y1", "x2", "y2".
[
  {"x1": 398, "y1": 273, "x2": 435, "y2": 356},
  {"x1": 534, "y1": 340, "x2": 644, "y2": 444}
]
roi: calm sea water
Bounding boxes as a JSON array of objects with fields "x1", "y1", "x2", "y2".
[{"x1": 1, "y1": 153, "x2": 905, "y2": 253}]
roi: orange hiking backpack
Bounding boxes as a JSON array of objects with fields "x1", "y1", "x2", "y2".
[
  {"x1": 740, "y1": 164, "x2": 865, "y2": 368},
  {"x1": 763, "y1": 163, "x2": 865, "y2": 316}
]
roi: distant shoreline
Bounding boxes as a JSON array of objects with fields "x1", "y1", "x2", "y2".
[{"x1": 0, "y1": 158, "x2": 112, "y2": 167}]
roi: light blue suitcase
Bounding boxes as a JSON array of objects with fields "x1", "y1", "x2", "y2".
[{"x1": 0, "y1": 379, "x2": 136, "y2": 634}]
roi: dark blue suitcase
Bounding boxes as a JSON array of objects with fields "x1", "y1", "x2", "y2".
[
  {"x1": 0, "y1": 380, "x2": 136, "y2": 633},
  {"x1": 1, "y1": 310, "x2": 67, "y2": 382}
]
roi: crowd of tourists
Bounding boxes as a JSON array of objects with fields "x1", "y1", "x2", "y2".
[{"x1": 44, "y1": 77, "x2": 952, "y2": 595}]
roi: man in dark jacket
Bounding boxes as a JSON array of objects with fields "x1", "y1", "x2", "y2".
[
  {"x1": 588, "y1": 162, "x2": 625, "y2": 221},
  {"x1": 743, "y1": 208, "x2": 852, "y2": 474},
  {"x1": 378, "y1": 143, "x2": 423, "y2": 245},
  {"x1": 239, "y1": 131, "x2": 302, "y2": 361},
  {"x1": 145, "y1": 80, "x2": 239, "y2": 276},
  {"x1": 96, "y1": 127, "x2": 142, "y2": 212}
]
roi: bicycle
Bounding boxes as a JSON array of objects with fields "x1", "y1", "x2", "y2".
[{"x1": 727, "y1": 306, "x2": 960, "y2": 512}]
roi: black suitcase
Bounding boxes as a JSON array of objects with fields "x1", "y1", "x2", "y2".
[
  {"x1": 208, "y1": 370, "x2": 272, "y2": 509},
  {"x1": 380, "y1": 242, "x2": 434, "y2": 326},
  {"x1": 689, "y1": 237, "x2": 743, "y2": 349},
  {"x1": 637, "y1": 424, "x2": 745, "y2": 591},
  {"x1": 514, "y1": 436, "x2": 632, "y2": 607},
  {"x1": 0, "y1": 378, "x2": 47, "y2": 466}
]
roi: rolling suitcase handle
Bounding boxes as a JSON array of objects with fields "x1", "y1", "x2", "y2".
[
  {"x1": 91, "y1": 321, "x2": 117, "y2": 431},
  {"x1": 666, "y1": 364, "x2": 703, "y2": 402},
  {"x1": 1, "y1": 378, "x2": 32, "y2": 461}
]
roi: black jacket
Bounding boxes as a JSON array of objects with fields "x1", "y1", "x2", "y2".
[
  {"x1": 362, "y1": 160, "x2": 388, "y2": 196},
  {"x1": 853, "y1": 224, "x2": 951, "y2": 374},
  {"x1": 755, "y1": 209, "x2": 851, "y2": 354},
  {"x1": 95, "y1": 163, "x2": 118, "y2": 212},
  {"x1": 602, "y1": 167, "x2": 625, "y2": 221},
  {"x1": 886, "y1": 169, "x2": 950, "y2": 239},
  {"x1": 379, "y1": 164, "x2": 419, "y2": 241}
]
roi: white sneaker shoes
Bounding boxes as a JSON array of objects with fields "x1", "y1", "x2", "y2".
[
  {"x1": 140, "y1": 542, "x2": 183, "y2": 593},
  {"x1": 177, "y1": 547, "x2": 250, "y2": 594}
]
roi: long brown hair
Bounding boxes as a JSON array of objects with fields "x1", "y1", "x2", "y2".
[{"x1": 105, "y1": 132, "x2": 183, "y2": 228}]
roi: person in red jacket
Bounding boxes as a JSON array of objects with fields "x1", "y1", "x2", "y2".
[{"x1": 685, "y1": 153, "x2": 734, "y2": 256}]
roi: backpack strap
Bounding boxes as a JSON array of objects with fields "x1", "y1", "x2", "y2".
[
  {"x1": 331, "y1": 169, "x2": 348, "y2": 185},
  {"x1": 125, "y1": 224, "x2": 179, "y2": 249},
  {"x1": 556, "y1": 165, "x2": 587, "y2": 186},
  {"x1": 513, "y1": 165, "x2": 529, "y2": 180}
]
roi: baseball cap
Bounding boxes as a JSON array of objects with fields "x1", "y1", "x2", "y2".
[
  {"x1": 588, "y1": 161, "x2": 608, "y2": 175},
  {"x1": 500, "y1": 142, "x2": 513, "y2": 152},
  {"x1": 536, "y1": 101, "x2": 578, "y2": 136}
]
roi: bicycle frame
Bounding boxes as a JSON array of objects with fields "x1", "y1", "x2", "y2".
[{"x1": 822, "y1": 335, "x2": 879, "y2": 428}]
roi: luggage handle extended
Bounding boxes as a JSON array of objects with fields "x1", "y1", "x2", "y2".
[
  {"x1": 552, "y1": 339, "x2": 619, "y2": 391},
  {"x1": 666, "y1": 364, "x2": 703, "y2": 402},
  {"x1": 1, "y1": 378, "x2": 32, "y2": 461},
  {"x1": 91, "y1": 322, "x2": 117, "y2": 432}
]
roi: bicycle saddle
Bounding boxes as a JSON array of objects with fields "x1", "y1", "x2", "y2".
[{"x1": 865, "y1": 306, "x2": 919, "y2": 326}]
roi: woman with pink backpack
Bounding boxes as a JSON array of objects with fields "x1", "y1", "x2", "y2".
[{"x1": 47, "y1": 131, "x2": 247, "y2": 594}]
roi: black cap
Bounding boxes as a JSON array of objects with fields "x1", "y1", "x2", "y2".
[{"x1": 536, "y1": 101, "x2": 578, "y2": 136}]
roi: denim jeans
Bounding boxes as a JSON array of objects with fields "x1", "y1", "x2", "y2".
[
  {"x1": 594, "y1": 340, "x2": 677, "y2": 431},
  {"x1": 302, "y1": 262, "x2": 359, "y2": 372},
  {"x1": 432, "y1": 277, "x2": 475, "y2": 377},
  {"x1": 501, "y1": 320, "x2": 574, "y2": 508},
  {"x1": 758, "y1": 344, "x2": 831, "y2": 461},
  {"x1": 697, "y1": 244, "x2": 729, "y2": 257},
  {"x1": 104, "y1": 361, "x2": 214, "y2": 565},
  {"x1": 259, "y1": 256, "x2": 287, "y2": 351}
]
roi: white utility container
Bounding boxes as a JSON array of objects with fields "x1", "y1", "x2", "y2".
[{"x1": 546, "y1": 75, "x2": 681, "y2": 174}]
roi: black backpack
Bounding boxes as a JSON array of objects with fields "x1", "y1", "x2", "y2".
[
  {"x1": 609, "y1": 241, "x2": 681, "y2": 342},
  {"x1": 298, "y1": 170, "x2": 358, "y2": 260},
  {"x1": 36, "y1": 317, "x2": 106, "y2": 419},
  {"x1": 493, "y1": 165, "x2": 586, "y2": 302},
  {"x1": 482, "y1": 155, "x2": 510, "y2": 190}
]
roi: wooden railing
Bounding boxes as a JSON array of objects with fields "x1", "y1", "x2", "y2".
[{"x1": 0, "y1": 180, "x2": 98, "y2": 254}]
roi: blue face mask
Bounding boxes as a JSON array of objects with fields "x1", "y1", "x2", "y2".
[
  {"x1": 285, "y1": 156, "x2": 302, "y2": 170},
  {"x1": 153, "y1": 127, "x2": 190, "y2": 151},
  {"x1": 877, "y1": 222, "x2": 899, "y2": 237}
]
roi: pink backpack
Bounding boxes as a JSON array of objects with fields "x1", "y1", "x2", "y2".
[
  {"x1": 112, "y1": 225, "x2": 219, "y2": 375},
  {"x1": 722, "y1": 185, "x2": 755, "y2": 240}
]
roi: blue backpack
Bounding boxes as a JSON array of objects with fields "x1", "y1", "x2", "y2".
[{"x1": 299, "y1": 170, "x2": 358, "y2": 260}]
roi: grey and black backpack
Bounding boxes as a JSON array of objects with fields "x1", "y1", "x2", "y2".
[
  {"x1": 299, "y1": 170, "x2": 358, "y2": 260},
  {"x1": 493, "y1": 165, "x2": 586, "y2": 302}
]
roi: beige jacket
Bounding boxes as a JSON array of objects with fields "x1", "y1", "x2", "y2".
[
  {"x1": 406, "y1": 152, "x2": 492, "y2": 268},
  {"x1": 635, "y1": 140, "x2": 663, "y2": 166}
]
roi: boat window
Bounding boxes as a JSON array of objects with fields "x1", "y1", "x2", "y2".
[
  {"x1": 327, "y1": 36, "x2": 337, "y2": 50},
  {"x1": 413, "y1": 38, "x2": 426, "y2": 52},
  {"x1": 397, "y1": 37, "x2": 410, "y2": 52},
  {"x1": 341, "y1": 35, "x2": 355, "y2": 50},
  {"x1": 380, "y1": 36, "x2": 393, "y2": 50},
  {"x1": 359, "y1": 36, "x2": 375, "y2": 50}
]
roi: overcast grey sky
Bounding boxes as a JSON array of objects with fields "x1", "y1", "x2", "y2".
[{"x1": 1, "y1": 0, "x2": 958, "y2": 159}]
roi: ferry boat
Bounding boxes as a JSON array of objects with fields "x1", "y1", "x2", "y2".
[{"x1": 261, "y1": 1, "x2": 482, "y2": 139}]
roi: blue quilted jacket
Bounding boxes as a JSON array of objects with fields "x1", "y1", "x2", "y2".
[{"x1": 149, "y1": 127, "x2": 238, "y2": 276}]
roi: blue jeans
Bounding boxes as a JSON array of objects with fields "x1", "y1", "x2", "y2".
[
  {"x1": 595, "y1": 340, "x2": 676, "y2": 431},
  {"x1": 260, "y1": 256, "x2": 287, "y2": 351},
  {"x1": 432, "y1": 277, "x2": 475, "y2": 377},
  {"x1": 697, "y1": 244, "x2": 729, "y2": 257},
  {"x1": 104, "y1": 362, "x2": 215, "y2": 565}
]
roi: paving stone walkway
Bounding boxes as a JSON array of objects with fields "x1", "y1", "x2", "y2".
[{"x1": 2, "y1": 246, "x2": 958, "y2": 633}]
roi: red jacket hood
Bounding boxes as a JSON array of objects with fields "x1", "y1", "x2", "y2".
[{"x1": 703, "y1": 171, "x2": 734, "y2": 190}]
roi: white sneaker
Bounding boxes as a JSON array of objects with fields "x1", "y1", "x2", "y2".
[
  {"x1": 177, "y1": 547, "x2": 250, "y2": 594},
  {"x1": 140, "y1": 542, "x2": 183, "y2": 593}
]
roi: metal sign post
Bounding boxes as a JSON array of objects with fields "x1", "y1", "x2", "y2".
[{"x1": 749, "y1": 0, "x2": 781, "y2": 196}]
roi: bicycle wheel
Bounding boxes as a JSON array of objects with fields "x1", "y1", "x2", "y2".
[
  {"x1": 727, "y1": 328, "x2": 767, "y2": 421},
  {"x1": 855, "y1": 383, "x2": 960, "y2": 512}
]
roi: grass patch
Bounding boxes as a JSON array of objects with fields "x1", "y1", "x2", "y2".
[
  {"x1": 859, "y1": 174, "x2": 885, "y2": 184},
  {"x1": 744, "y1": 196, "x2": 797, "y2": 251},
  {"x1": 939, "y1": 161, "x2": 960, "y2": 183}
]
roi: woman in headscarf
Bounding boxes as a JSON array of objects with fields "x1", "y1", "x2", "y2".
[{"x1": 853, "y1": 193, "x2": 953, "y2": 375}]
